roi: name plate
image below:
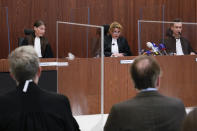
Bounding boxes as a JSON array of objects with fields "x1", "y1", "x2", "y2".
[
  {"x1": 40, "y1": 62, "x2": 68, "y2": 67},
  {"x1": 120, "y1": 60, "x2": 134, "y2": 64}
]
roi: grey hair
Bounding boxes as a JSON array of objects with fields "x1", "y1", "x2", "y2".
[{"x1": 8, "y1": 45, "x2": 40, "y2": 83}]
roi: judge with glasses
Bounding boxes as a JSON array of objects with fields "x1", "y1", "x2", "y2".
[{"x1": 104, "y1": 21, "x2": 132, "y2": 57}]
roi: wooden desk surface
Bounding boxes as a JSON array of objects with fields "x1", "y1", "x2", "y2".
[{"x1": 57, "y1": 56, "x2": 197, "y2": 115}]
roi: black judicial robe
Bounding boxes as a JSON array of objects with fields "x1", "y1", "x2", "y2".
[
  {"x1": 22, "y1": 33, "x2": 54, "y2": 58},
  {"x1": 0, "y1": 82, "x2": 80, "y2": 131}
]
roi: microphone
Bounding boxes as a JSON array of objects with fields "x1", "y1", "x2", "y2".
[
  {"x1": 146, "y1": 42, "x2": 162, "y2": 55},
  {"x1": 144, "y1": 50, "x2": 152, "y2": 56},
  {"x1": 178, "y1": 32, "x2": 181, "y2": 38},
  {"x1": 158, "y1": 43, "x2": 168, "y2": 55},
  {"x1": 112, "y1": 43, "x2": 115, "y2": 45},
  {"x1": 141, "y1": 49, "x2": 152, "y2": 56}
]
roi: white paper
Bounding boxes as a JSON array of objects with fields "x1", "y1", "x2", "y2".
[
  {"x1": 120, "y1": 60, "x2": 134, "y2": 64},
  {"x1": 39, "y1": 62, "x2": 68, "y2": 67}
]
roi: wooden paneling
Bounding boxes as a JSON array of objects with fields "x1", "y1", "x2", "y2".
[
  {"x1": 156, "y1": 56, "x2": 197, "y2": 107},
  {"x1": 163, "y1": 0, "x2": 180, "y2": 21},
  {"x1": 104, "y1": 57, "x2": 131, "y2": 112},
  {"x1": 1, "y1": 56, "x2": 197, "y2": 114},
  {"x1": 0, "y1": 7, "x2": 9, "y2": 59},
  {"x1": 1, "y1": 0, "x2": 197, "y2": 59},
  {"x1": 180, "y1": 0, "x2": 196, "y2": 22},
  {"x1": 180, "y1": 0, "x2": 197, "y2": 53},
  {"x1": 58, "y1": 58, "x2": 101, "y2": 115}
]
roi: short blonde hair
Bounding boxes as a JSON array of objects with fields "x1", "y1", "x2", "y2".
[
  {"x1": 8, "y1": 46, "x2": 39, "y2": 83},
  {"x1": 109, "y1": 21, "x2": 123, "y2": 33}
]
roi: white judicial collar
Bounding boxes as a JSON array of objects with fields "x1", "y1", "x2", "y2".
[
  {"x1": 34, "y1": 37, "x2": 42, "y2": 57},
  {"x1": 23, "y1": 80, "x2": 33, "y2": 93},
  {"x1": 111, "y1": 38, "x2": 119, "y2": 54},
  {"x1": 176, "y1": 39, "x2": 184, "y2": 55},
  {"x1": 140, "y1": 88, "x2": 158, "y2": 92}
]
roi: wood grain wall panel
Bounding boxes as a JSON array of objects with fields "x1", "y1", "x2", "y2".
[
  {"x1": 133, "y1": 0, "x2": 146, "y2": 55},
  {"x1": 141, "y1": 0, "x2": 164, "y2": 20},
  {"x1": 163, "y1": 0, "x2": 180, "y2": 21},
  {"x1": 104, "y1": 57, "x2": 130, "y2": 113},
  {"x1": 58, "y1": 8, "x2": 90, "y2": 58},
  {"x1": 58, "y1": 58, "x2": 101, "y2": 115},
  {"x1": 0, "y1": 7, "x2": 9, "y2": 59},
  {"x1": 179, "y1": 0, "x2": 196, "y2": 53},
  {"x1": 1, "y1": 0, "x2": 197, "y2": 58},
  {"x1": 1, "y1": 56, "x2": 197, "y2": 114},
  {"x1": 180, "y1": 0, "x2": 196, "y2": 22},
  {"x1": 195, "y1": 1, "x2": 197, "y2": 53},
  {"x1": 156, "y1": 56, "x2": 197, "y2": 107},
  {"x1": 88, "y1": 5, "x2": 113, "y2": 26},
  {"x1": 126, "y1": 0, "x2": 135, "y2": 56}
]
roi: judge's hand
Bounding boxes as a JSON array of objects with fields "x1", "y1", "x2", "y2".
[
  {"x1": 190, "y1": 52, "x2": 196, "y2": 55},
  {"x1": 111, "y1": 53, "x2": 124, "y2": 57}
]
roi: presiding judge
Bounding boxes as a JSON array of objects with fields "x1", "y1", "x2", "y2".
[{"x1": 104, "y1": 21, "x2": 132, "y2": 57}]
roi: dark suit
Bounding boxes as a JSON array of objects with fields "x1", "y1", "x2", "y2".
[
  {"x1": 162, "y1": 36, "x2": 195, "y2": 55},
  {"x1": 22, "y1": 33, "x2": 53, "y2": 58},
  {"x1": 0, "y1": 82, "x2": 80, "y2": 131},
  {"x1": 104, "y1": 35, "x2": 132, "y2": 57},
  {"x1": 104, "y1": 91, "x2": 186, "y2": 131}
]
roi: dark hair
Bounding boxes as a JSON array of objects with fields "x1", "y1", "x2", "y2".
[
  {"x1": 182, "y1": 108, "x2": 197, "y2": 131},
  {"x1": 96, "y1": 24, "x2": 110, "y2": 36},
  {"x1": 33, "y1": 20, "x2": 45, "y2": 27},
  {"x1": 173, "y1": 18, "x2": 182, "y2": 23},
  {"x1": 166, "y1": 18, "x2": 182, "y2": 37},
  {"x1": 166, "y1": 28, "x2": 173, "y2": 37},
  {"x1": 130, "y1": 56, "x2": 160, "y2": 90},
  {"x1": 103, "y1": 24, "x2": 110, "y2": 36}
]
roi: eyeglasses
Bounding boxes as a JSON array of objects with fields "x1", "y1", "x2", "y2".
[{"x1": 112, "y1": 31, "x2": 121, "y2": 34}]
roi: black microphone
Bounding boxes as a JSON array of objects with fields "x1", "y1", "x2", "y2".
[
  {"x1": 178, "y1": 32, "x2": 181, "y2": 38},
  {"x1": 159, "y1": 43, "x2": 168, "y2": 55},
  {"x1": 112, "y1": 43, "x2": 115, "y2": 45}
]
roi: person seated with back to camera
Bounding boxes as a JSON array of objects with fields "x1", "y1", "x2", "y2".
[
  {"x1": 0, "y1": 45, "x2": 80, "y2": 131},
  {"x1": 161, "y1": 18, "x2": 196, "y2": 55},
  {"x1": 182, "y1": 108, "x2": 197, "y2": 131},
  {"x1": 104, "y1": 55, "x2": 186, "y2": 131},
  {"x1": 22, "y1": 20, "x2": 54, "y2": 58},
  {"x1": 104, "y1": 21, "x2": 132, "y2": 57}
]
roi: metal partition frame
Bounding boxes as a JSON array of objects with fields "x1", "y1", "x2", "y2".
[
  {"x1": 56, "y1": 21, "x2": 104, "y2": 114},
  {"x1": 138, "y1": 20, "x2": 197, "y2": 55},
  {"x1": 0, "y1": 7, "x2": 10, "y2": 58}
]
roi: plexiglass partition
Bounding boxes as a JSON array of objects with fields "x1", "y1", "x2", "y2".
[
  {"x1": 56, "y1": 22, "x2": 103, "y2": 58},
  {"x1": 56, "y1": 21, "x2": 104, "y2": 117},
  {"x1": 138, "y1": 20, "x2": 197, "y2": 55},
  {"x1": 0, "y1": 7, "x2": 10, "y2": 58}
]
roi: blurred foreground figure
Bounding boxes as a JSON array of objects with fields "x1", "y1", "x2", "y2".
[
  {"x1": 0, "y1": 46, "x2": 80, "y2": 131},
  {"x1": 104, "y1": 55, "x2": 186, "y2": 131},
  {"x1": 182, "y1": 108, "x2": 197, "y2": 131}
]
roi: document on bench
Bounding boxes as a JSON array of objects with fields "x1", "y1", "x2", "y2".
[
  {"x1": 120, "y1": 60, "x2": 134, "y2": 64},
  {"x1": 40, "y1": 62, "x2": 68, "y2": 67}
]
